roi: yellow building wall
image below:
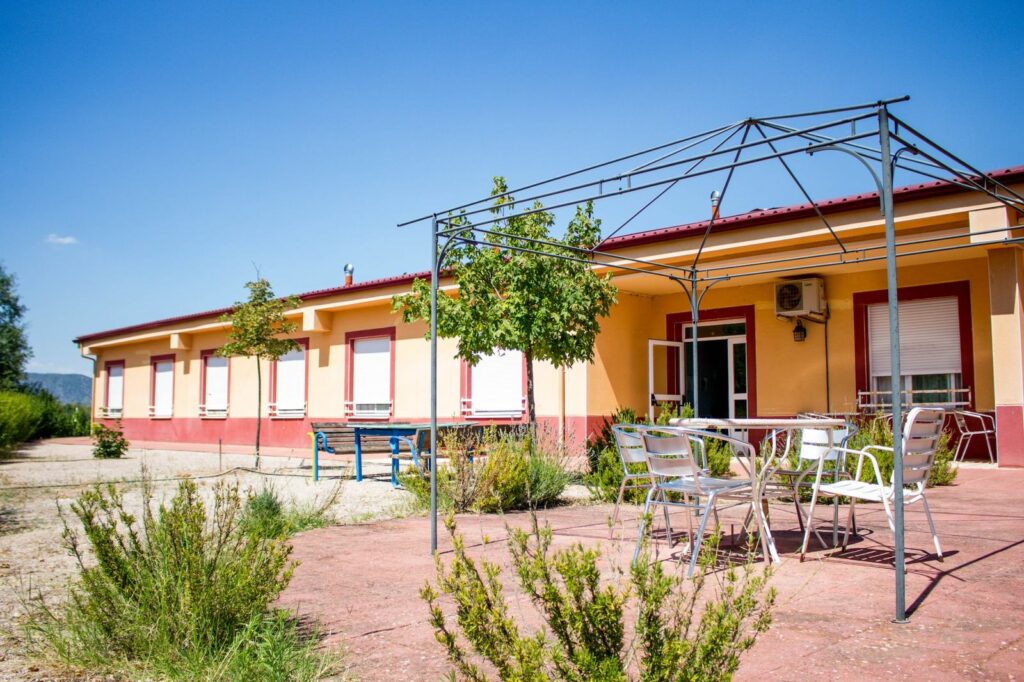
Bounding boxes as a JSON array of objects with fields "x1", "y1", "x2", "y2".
[
  {"x1": 587, "y1": 257, "x2": 995, "y2": 419},
  {"x1": 91, "y1": 300, "x2": 588, "y2": 426}
]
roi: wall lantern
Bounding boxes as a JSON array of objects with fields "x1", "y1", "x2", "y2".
[{"x1": 793, "y1": 319, "x2": 807, "y2": 342}]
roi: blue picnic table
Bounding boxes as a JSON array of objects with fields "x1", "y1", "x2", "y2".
[{"x1": 311, "y1": 422, "x2": 479, "y2": 486}]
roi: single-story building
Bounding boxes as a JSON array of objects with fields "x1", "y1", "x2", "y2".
[{"x1": 74, "y1": 166, "x2": 1024, "y2": 466}]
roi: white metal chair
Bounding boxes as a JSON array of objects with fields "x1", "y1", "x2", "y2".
[
  {"x1": 952, "y1": 410, "x2": 995, "y2": 463},
  {"x1": 633, "y1": 428, "x2": 757, "y2": 577},
  {"x1": 774, "y1": 424, "x2": 856, "y2": 549},
  {"x1": 609, "y1": 425, "x2": 707, "y2": 538},
  {"x1": 814, "y1": 407, "x2": 945, "y2": 562}
]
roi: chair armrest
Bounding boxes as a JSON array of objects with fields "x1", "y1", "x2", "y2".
[{"x1": 829, "y1": 446, "x2": 886, "y2": 485}]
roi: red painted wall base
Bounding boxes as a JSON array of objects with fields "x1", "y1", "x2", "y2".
[{"x1": 995, "y1": 405, "x2": 1024, "y2": 467}]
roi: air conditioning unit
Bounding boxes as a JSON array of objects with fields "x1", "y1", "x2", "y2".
[{"x1": 774, "y1": 278, "x2": 825, "y2": 317}]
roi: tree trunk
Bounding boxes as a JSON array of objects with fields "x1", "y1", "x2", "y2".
[
  {"x1": 255, "y1": 358, "x2": 262, "y2": 469},
  {"x1": 525, "y1": 349, "x2": 536, "y2": 430}
]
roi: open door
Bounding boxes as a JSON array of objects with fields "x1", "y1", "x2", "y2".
[{"x1": 648, "y1": 339, "x2": 685, "y2": 423}]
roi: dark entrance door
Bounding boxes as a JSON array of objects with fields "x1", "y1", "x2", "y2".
[{"x1": 684, "y1": 339, "x2": 730, "y2": 418}]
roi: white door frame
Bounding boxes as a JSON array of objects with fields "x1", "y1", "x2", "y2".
[{"x1": 648, "y1": 339, "x2": 685, "y2": 423}]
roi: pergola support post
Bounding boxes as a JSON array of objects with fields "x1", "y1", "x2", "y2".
[
  {"x1": 430, "y1": 215, "x2": 440, "y2": 555},
  {"x1": 879, "y1": 106, "x2": 908, "y2": 623}
]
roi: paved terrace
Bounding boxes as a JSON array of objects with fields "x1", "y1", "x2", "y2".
[{"x1": 281, "y1": 467, "x2": 1024, "y2": 681}]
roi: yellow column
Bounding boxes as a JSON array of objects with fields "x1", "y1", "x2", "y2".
[{"x1": 986, "y1": 247, "x2": 1024, "y2": 467}]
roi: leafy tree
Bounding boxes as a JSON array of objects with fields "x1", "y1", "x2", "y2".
[
  {"x1": 218, "y1": 279, "x2": 299, "y2": 468},
  {"x1": 0, "y1": 263, "x2": 31, "y2": 390},
  {"x1": 393, "y1": 178, "x2": 617, "y2": 426}
]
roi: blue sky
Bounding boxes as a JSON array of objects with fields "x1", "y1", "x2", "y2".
[{"x1": 2, "y1": 1, "x2": 1022, "y2": 375}]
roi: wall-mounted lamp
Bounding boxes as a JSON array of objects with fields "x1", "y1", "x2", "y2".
[{"x1": 793, "y1": 319, "x2": 807, "y2": 342}]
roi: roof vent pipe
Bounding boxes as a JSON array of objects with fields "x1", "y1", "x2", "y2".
[
  {"x1": 344, "y1": 263, "x2": 354, "y2": 286},
  {"x1": 710, "y1": 190, "x2": 721, "y2": 221}
]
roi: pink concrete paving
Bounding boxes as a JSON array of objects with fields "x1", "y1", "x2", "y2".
[{"x1": 282, "y1": 467, "x2": 1024, "y2": 681}]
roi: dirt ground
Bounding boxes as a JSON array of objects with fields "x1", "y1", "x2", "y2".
[{"x1": 0, "y1": 440, "x2": 415, "y2": 681}]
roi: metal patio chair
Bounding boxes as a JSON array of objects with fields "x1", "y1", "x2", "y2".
[
  {"x1": 813, "y1": 407, "x2": 945, "y2": 562},
  {"x1": 609, "y1": 425, "x2": 706, "y2": 538},
  {"x1": 952, "y1": 410, "x2": 996, "y2": 463},
  {"x1": 774, "y1": 423, "x2": 857, "y2": 549},
  {"x1": 633, "y1": 428, "x2": 757, "y2": 578}
]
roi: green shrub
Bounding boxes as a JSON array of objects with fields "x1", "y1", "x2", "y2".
[
  {"x1": 91, "y1": 421, "x2": 129, "y2": 459},
  {"x1": 21, "y1": 479, "x2": 336, "y2": 680},
  {"x1": 846, "y1": 415, "x2": 958, "y2": 487},
  {"x1": 240, "y1": 485, "x2": 338, "y2": 540},
  {"x1": 0, "y1": 389, "x2": 90, "y2": 451},
  {"x1": 400, "y1": 428, "x2": 571, "y2": 513},
  {"x1": 423, "y1": 514, "x2": 775, "y2": 681}
]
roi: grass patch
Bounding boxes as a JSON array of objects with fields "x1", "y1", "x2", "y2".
[
  {"x1": 20, "y1": 478, "x2": 340, "y2": 681},
  {"x1": 239, "y1": 484, "x2": 340, "y2": 540}
]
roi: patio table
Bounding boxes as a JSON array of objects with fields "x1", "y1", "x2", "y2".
[{"x1": 668, "y1": 417, "x2": 847, "y2": 563}]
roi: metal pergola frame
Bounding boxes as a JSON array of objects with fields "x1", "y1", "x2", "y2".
[{"x1": 400, "y1": 97, "x2": 1024, "y2": 623}]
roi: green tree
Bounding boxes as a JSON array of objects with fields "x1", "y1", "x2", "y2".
[
  {"x1": 0, "y1": 263, "x2": 31, "y2": 390},
  {"x1": 393, "y1": 178, "x2": 617, "y2": 426},
  {"x1": 218, "y1": 279, "x2": 299, "y2": 468}
]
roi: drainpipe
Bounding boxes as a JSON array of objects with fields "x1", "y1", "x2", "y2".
[
  {"x1": 558, "y1": 366, "x2": 566, "y2": 448},
  {"x1": 81, "y1": 348, "x2": 97, "y2": 430}
]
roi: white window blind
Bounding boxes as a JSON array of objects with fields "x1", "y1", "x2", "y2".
[
  {"x1": 204, "y1": 356, "x2": 228, "y2": 414},
  {"x1": 868, "y1": 297, "x2": 961, "y2": 376},
  {"x1": 472, "y1": 350, "x2": 524, "y2": 416},
  {"x1": 352, "y1": 337, "x2": 391, "y2": 415},
  {"x1": 275, "y1": 347, "x2": 306, "y2": 415},
  {"x1": 107, "y1": 365, "x2": 123, "y2": 413},
  {"x1": 152, "y1": 360, "x2": 173, "y2": 417}
]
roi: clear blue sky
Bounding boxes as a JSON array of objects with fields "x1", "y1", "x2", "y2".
[{"x1": 2, "y1": 1, "x2": 1022, "y2": 375}]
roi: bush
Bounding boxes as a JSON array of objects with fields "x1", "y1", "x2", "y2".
[
  {"x1": 0, "y1": 389, "x2": 90, "y2": 451},
  {"x1": 423, "y1": 514, "x2": 775, "y2": 681},
  {"x1": 91, "y1": 421, "x2": 129, "y2": 459},
  {"x1": 21, "y1": 479, "x2": 336, "y2": 680},
  {"x1": 240, "y1": 485, "x2": 338, "y2": 540},
  {"x1": 400, "y1": 428, "x2": 572, "y2": 513},
  {"x1": 846, "y1": 415, "x2": 958, "y2": 487}
]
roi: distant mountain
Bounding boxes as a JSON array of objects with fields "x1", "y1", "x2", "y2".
[{"x1": 25, "y1": 373, "x2": 92, "y2": 405}]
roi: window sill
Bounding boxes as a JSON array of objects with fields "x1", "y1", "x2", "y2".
[
  {"x1": 149, "y1": 415, "x2": 174, "y2": 420},
  {"x1": 200, "y1": 414, "x2": 229, "y2": 420},
  {"x1": 270, "y1": 414, "x2": 307, "y2": 420}
]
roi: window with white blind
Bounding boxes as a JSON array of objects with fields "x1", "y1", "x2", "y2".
[
  {"x1": 202, "y1": 354, "x2": 229, "y2": 417},
  {"x1": 868, "y1": 296, "x2": 962, "y2": 406},
  {"x1": 348, "y1": 337, "x2": 392, "y2": 418},
  {"x1": 106, "y1": 363, "x2": 124, "y2": 417},
  {"x1": 465, "y1": 350, "x2": 524, "y2": 418},
  {"x1": 151, "y1": 358, "x2": 174, "y2": 418},
  {"x1": 273, "y1": 345, "x2": 306, "y2": 418}
]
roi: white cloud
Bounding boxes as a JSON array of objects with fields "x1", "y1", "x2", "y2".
[{"x1": 46, "y1": 233, "x2": 79, "y2": 246}]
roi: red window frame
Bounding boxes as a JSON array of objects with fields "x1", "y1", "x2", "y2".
[
  {"x1": 853, "y1": 280, "x2": 974, "y2": 409},
  {"x1": 103, "y1": 360, "x2": 125, "y2": 415},
  {"x1": 268, "y1": 338, "x2": 309, "y2": 418},
  {"x1": 149, "y1": 354, "x2": 176, "y2": 419},
  {"x1": 459, "y1": 352, "x2": 529, "y2": 423},
  {"x1": 199, "y1": 349, "x2": 231, "y2": 417},
  {"x1": 345, "y1": 327, "x2": 396, "y2": 421}
]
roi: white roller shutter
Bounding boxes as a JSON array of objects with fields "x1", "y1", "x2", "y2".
[
  {"x1": 204, "y1": 356, "x2": 228, "y2": 414},
  {"x1": 152, "y1": 360, "x2": 173, "y2": 417},
  {"x1": 472, "y1": 350, "x2": 524, "y2": 416},
  {"x1": 107, "y1": 364, "x2": 123, "y2": 414},
  {"x1": 868, "y1": 297, "x2": 961, "y2": 376},
  {"x1": 275, "y1": 347, "x2": 306, "y2": 416},
  {"x1": 352, "y1": 337, "x2": 391, "y2": 415}
]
